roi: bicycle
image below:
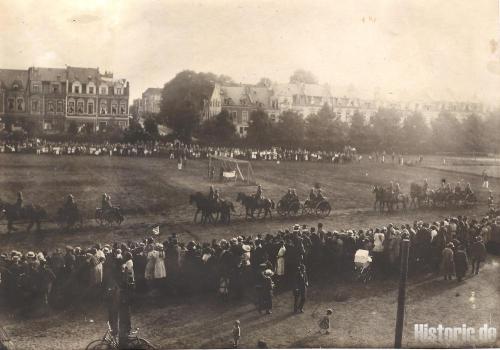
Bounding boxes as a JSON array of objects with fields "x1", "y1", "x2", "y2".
[{"x1": 86, "y1": 323, "x2": 156, "y2": 350}]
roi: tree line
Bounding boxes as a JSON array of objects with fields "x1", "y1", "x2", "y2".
[{"x1": 156, "y1": 70, "x2": 499, "y2": 155}]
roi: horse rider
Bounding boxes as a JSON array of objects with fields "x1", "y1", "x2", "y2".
[
  {"x1": 282, "y1": 188, "x2": 292, "y2": 204},
  {"x1": 316, "y1": 189, "x2": 325, "y2": 202},
  {"x1": 213, "y1": 189, "x2": 221, "y2": 203},
  {"x1": 454, "y1": 182, "x2": 462, "y2": 195},
  {"x1": 394, "y1": 183, "x2": 401, "y2": 196},
  {"x1": 255, "y1": 185, "x2": 263, "y2": 200},
  {"x1": 423, "y1": 179, "x2": 429, "y2": 193},
  {"x1": 291, "y1": 189, "x2": 299, "y2": 203},
  {"x1": 309, "y1": 188, "x2": 317, "y2": 203},
  {"x1": 208, "y1": 185, "x2": 215, "y2": 201},
  {"x1": 464, "y1": 183, "x2": 473, "y2": 198},
  {"x1": 102, "y1": 193, "x2": 113, "y2": 214},
  {"x1": 64, "y1": 194, "x2": 78, "y2": 215}
]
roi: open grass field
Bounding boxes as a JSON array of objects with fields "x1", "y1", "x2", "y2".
[{"x1": 0, "y1": 153, "x2": 499, "y2": 349}]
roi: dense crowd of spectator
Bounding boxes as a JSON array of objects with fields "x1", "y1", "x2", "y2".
[
  {"x1": 0, "y1": 139, "x2": 359, "y2": 163},
  {"x1": 0, "y1": 213, "x2": 494, "y2": 315}
]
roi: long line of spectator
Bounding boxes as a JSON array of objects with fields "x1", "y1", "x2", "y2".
[
  {"x1": 0, "y1": 139, "x2": 359, "y2": 163},
  {"x1": 0, "y1": 213, "x2": 494, "y2": 316}
]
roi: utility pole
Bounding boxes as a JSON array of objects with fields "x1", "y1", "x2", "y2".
[{"x1": 394, "y1": 239, "x2": 410, "y2": 348}]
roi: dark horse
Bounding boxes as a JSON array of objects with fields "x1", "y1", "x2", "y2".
[
  {"x1": 372, "y1": 186, "x2": 393, "y2": 212},
  {"x1": 217, "y1": 200, "x2": 235, "y2": 225},
  {"x1": 189, "y1": 192, "x2": 216, "y2": 224},
  {"x1": 410, "y1": 183, "x2": 428, "y2": 209},
  {"x1": 0, "y1": 201, "x2": 47, "y2": 234},
  {"x1": 236, "y1": 192, "x2": 274, "y2": 220}
]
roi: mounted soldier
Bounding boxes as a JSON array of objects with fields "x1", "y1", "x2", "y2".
[
  {"x1": 208, "y1": 185, "x2": 215, "y2": 201},
  {"x1": 255, "y1": 184, "x2": 263, "y2": 201},
  {"x1": 423, "y1": 179, "x2": 429, "y2": 193},
  {"x1": 309, "y1": 188, "x2": 317, "y2": 203},
  {"x1": 316, "y1": 189, "x2": 325, "y2": 202},
  {"x1": 291, "y1": 189, "x2": 299, "y2": 204},
  {"x1": 464, "y1": 183, "x2": 473, "y2": 198},
  {"x1": 454, "y1": 182, "x2": 462, "y2": 195}
]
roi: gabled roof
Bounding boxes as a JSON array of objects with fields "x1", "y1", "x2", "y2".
[
  {"x1": 67, "y1": 66, "x2": 99, "y2": 82},
  {"x1": 0, "y1": 69, "x2": 29, "y2": 90},
  {"x1": 29, "y1": 67, "x2": 66, "y2": 82},
  {"x1": 220, "y1": 85, "x2": 272, "y2": 108}
]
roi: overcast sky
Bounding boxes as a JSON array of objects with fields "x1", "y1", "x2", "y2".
[{"x1": 1, "y1": 0, "x2": 500, "y2": 103}]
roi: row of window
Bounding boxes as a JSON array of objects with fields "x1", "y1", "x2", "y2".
[
  {"x1": 67, "y1": 99, "x2": 127, "y2": 115},
  {"x1": 6, "y1": 97, "x2": 127, "y2": 115},
  {"x1": 228, "y1": 110, "x2": 249, "y2": 124},
  {"x1": 31, "y1": 82, "x2": 125, "y2": 96}
]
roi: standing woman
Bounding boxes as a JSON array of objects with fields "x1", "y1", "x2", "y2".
[
  {"x1": 275, "y1": 242, "x2": 286, "y2": 286},
  {"x1": 441, "y1": 243, "x2": 455, "y2": 281},
  {"x1": 144, "y1": 244, "x2": 156, "y2": 289},
  {"x1": 154, "y1": 243, "x2": 167, "y2": 287}
]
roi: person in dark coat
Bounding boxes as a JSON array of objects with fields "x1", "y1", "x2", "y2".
[
  {"x1": 293, "y1": 264, "x2": 308, "y2": 313},
  {"x1": 261, "y1": 270, "x2": 274, "y2": 314},
  {"x1": 469, "y1": 236, "x2": 487, "y2": 275},
  {"x1": 454, "y1": 245, "x2": 468, "y2": 282}
]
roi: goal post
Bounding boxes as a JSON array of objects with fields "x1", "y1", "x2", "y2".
[{"x1": 208, "y1": 155, "x2": 255, "y2": 184}]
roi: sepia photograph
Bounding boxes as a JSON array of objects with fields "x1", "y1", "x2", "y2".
[{"x1": 0, "y1": 0, "x2": 499, "y2": 349}]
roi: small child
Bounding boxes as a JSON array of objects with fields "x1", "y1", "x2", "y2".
[
  {"x1": 319, "y1": 308, "x2": 333, "y2": 334},
  {"x1": 232, "y1": 320, "x2": 241, "y2": 348}
]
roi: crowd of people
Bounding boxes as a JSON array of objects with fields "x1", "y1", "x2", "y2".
[
  {"x1": 0, "y1": 214, "x2": 494, "y2": 319},
  {"x1": 0, "y1": 139, "x2": 359, "y2": 164}
]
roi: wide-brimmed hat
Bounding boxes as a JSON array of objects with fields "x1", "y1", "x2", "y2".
[
  {"x1": 26, "y1": 251, "x2": 35, "y2": 258},
  {"x1": 263, "y1": 269, "x2": 274, "y2": 276},
  {"x1": 242, "y1": 244, "x2": 251, "y2": 252}
]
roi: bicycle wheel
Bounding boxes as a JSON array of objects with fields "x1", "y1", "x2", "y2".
[
  {"x1": 128, "y1": 337, "x2": 157, "y2": 350},
  {"x1": 86, "y1": 339, "x2": 114, "y2": 350}
]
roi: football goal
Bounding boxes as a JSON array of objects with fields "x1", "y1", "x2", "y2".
[{"x1": 208, "y1": 155, "x2": 255, "y2": 184}]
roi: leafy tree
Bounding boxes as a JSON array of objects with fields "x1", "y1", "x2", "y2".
[
  {"x1": 124, "y1": 119, "x2": 147, "y2": 143},
  {"x1": 159, "y1": 70, "x2": 234, "y2": 142},
  {"x1": 246, "y1": 109, "x2": 274, "y2": 147},
  {"x1": 400, "y1": 112, "x2": 431, "y2": 153},
  {"x1": 348, "y1": 111, "x2": 369, "y2": 151},
  {"x1": 484, "y1": 111, "x2": 500, "y2": 153},
  {"x1": 199, "y1": 109, "x2": 236, "y2": 144},
  {"x1": 276, "y1": 111, "x2": 305, "y2": 148},
  {"x1": 462, "y1": 114, "x2": 486, "y2": 153},
  {"x1": 68, "y1": 121, "x2": 78, "y2": 135},
  {"x1": 306, "y1": 104, "x2": 346, "y2": 149},
  {"x1": 369, "y1": 108, "x2": 403, "y2": 151},
  {"x1": 431, "y1": 111, "x2": 463, "y2": 153},
  {"x1": 289, "y1": 69, "x2": 318, "y2": 84},
  {"x1": 144, "y1": 117, "x2": 159, "y2": 137}
]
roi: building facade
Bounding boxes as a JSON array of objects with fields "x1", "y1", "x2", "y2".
[{"x1": 0, "y1": 66, "x2": 130, "y2": 132}]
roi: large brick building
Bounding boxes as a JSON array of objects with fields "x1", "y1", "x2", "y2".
[{"x1": 0, "y1": 66, "x2": 130, "y2": 132}]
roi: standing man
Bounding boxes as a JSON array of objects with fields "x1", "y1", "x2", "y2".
[
  {"x1": 293, "y1": 264, "x2": 308, "y2": 313},
  {"x1": 469, "y1": 236, "x2": 487, "y2": 275},
  {"x1": 119, "y1": 252, "x2": 135, "y2": 344}
]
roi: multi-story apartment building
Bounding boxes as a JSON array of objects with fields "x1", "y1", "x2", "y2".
[
  {"x1": 0, "y1": 69, "x2": 30, "y2": 126},
  {"x1": 220, "y1": 84, "x2": 278, "y2": 136},
  {"x1": 270, "y1": 83, "x2": 334, "y2": 118},
  {"x1": 0, "y1": 66, "x2": 130, "y2": 132},
  {"x1": 138, "y1": 88, "x2": 162, "y2": 116}
]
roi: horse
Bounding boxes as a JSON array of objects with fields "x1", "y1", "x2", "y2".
[
  {"x1": 0, "y1": 200, "x2": 47, "y2": 234},
  {"x1": 391, "y1": 192, "x2": 410, "y2": 211},
  {"x1": 236, "y1": 192, "x2": 274, "y2": 220},
  {"x1": 189, "y1": 192, "x2": 216, "y2": 224},
  {"x1": 410, "y1": 183, "x2": 427, "y2": 209},
  {"x1": 372, "y1": 186, "x2": 393, "y2": 212},
  {"x1": 56, "y1": 206, "x2": 84, "y2": 230},
  {"x1": 217, "y1": 200, "x2": 235, "y2": 224}
]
